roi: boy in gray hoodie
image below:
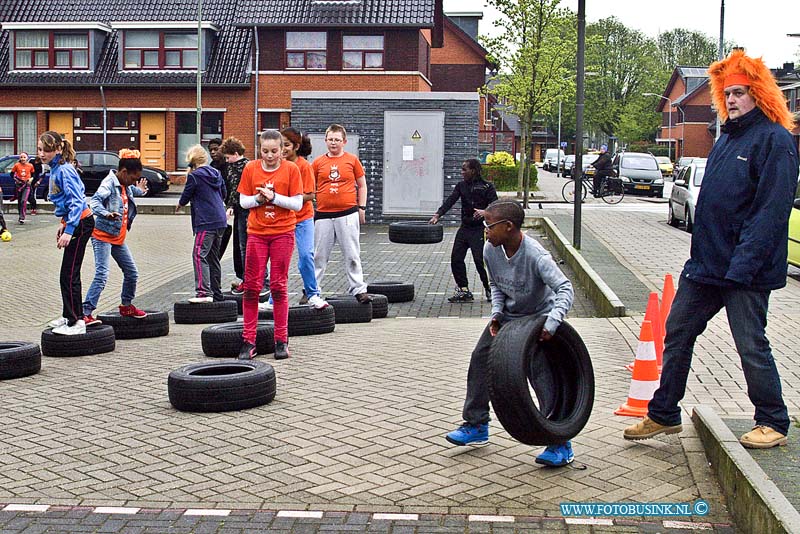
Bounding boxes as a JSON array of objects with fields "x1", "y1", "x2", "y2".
[{"x1": 445, "y1": 200, "x2": 576, "y2": 466}]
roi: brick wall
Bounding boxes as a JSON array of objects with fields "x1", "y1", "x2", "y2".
[
  {"x1": 430, "y1": 64, "x2": 484, "y2": 92},
  {"x1": 430, "y1": 24, "x2": 485, "y2": 65},
  {"x1": 679, "y1": 125, "x2": 714, "y2": 158},
  {"x1": 291, "y1": 94, "x2": 478, "y2": 225}
]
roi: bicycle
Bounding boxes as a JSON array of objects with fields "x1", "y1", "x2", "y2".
[{"x1": 561, "y1": 173, "x2": 624, "y2": 204}]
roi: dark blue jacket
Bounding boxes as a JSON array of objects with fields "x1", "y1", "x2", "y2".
[
  {"x1": 684, "y1": 108, "x2": 799, "y2": 290},
  {"x1": 178, "y1": 165, "x2": 227, "y2": 232}
]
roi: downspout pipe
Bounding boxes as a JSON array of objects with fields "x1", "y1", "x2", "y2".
[
  {"x1": 99, "y1": 85, "x2": 107, "y2": 150},
  {"x1": 253, "y1": 25, "x2": 260, "y2": 154}
]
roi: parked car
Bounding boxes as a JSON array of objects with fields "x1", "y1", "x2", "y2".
[
  {"x1": 790, "y1": 178, "x2": 800, "y2": 268},
  {"x1": 75, "y1": 151, "x2": 169, "y2": 196},
  {"x1": 575, "y1": 154, "x2": 600, "y2": 178},
  {"x1": 655, "y1": 156, "x2": 674, "y2": 177},
  {"x1": 0, "y1": 155, "x2": 49, "y2": 201},
  {"x1": 668, "y1": 160, "x2": 705, "y2": 232},
  {"x1": 542, "y1": 148, "x2": 565, "y2": 172},
  {"x1": 612, "y1": 151, "x2": 664, "y2": 196},
  {"x1": 560, "y1": 155, "x2": 576, "y2": 177}
]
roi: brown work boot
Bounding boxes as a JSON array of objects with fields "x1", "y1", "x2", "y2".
[
  {"x1": 623, "y1": 416, "x2": 682, "y2": 441},
  {"x1": 739, "y1": 426, "x2": 787, "y2": 449}
]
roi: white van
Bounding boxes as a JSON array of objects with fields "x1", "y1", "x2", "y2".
[{"x1": 543, "y1": 148, "x2": 565, "y2": 172}]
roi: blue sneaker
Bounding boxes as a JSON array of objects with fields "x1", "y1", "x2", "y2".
[
  {"x1": 445, "y1": 423, "x2": 489, "y2": 446},
  {"x1": 535, "y1": 441, "x2": 574, "y2": 466}
]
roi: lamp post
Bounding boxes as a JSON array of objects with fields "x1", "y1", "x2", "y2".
[
  {"x1": 196, "y1": 0, "x2": 203, "y2": 145},
  {"x1": 643, "y1": 93, "x2": 672, "y2": 162}
]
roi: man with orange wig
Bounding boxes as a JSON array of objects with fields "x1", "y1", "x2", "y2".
[{"x1": 624, "y1": 49, "x2": 798, "y2": 449}]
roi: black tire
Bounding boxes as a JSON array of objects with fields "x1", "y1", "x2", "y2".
[
  {"x1": 366, "y1": 281, "x2": 415, "y2": 303},
  {"x1": 96, "y1": 311, "x2": 169, "y2": 340},
  {"x1": 222, "y1": 291, "x2": 269, "y2": 315},
  {"x1": 168, "y1": 360, "x2": 276, "y2": 413},
  {"x1": 388, "y1": 221, "x2": 443, "y2": 244},
  {"x1": 41, "y1": 325, "x2": 116, "y2": 358},
  {"x1": 259, "y1": 305, "x2": 336, "y2": 336},
  {"x1": 488, "y1": 316, "x2": 594, "y2": 445},
  {"x1": 201, "y1": 321, "x2": 275, "y2": 358},
  {"x1": 173, "y1": 300, "x2": 238, "y2": 324},
  {"x1": 324, "y1": 295, "x2": 373, "y2": 324},
  {"x1": 668, "y1": 203, "x2": 680, "y2": 227},
  {"x1": 0, "y1": 342, "x2": 41, "y2": 380},
  {"x1": 686, "y1": 210, "x2": 693, "y2": 234},
  {"x1": 369, "y1": 294, "x2": 388, "y2": 319}
]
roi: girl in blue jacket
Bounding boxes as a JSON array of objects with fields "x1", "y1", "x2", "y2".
[{"x1": 39, "y1": 131, "x2": 94, "y2": 335}]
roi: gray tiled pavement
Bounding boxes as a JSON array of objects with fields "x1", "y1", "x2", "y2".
[{"x1": 0, "y1": 192, "x2": 772, "y2": 532}]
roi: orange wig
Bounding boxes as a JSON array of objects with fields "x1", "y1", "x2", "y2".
[{"x1": 708, "y1": 49, "x2": 795, "y2": 131}]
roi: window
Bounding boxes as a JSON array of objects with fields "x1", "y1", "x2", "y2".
[
  {"x1": 176, "y1": 111, "x2": 223, "y2": 168},
  {"x1": 0, "y1": 112, "x2": 37, "y2": 155},
  {"x1": 124, "y1": 31, "x2": 198, "y2": 69},
  {"x1": 14, "y1": 31, "x2": 89, "y2": 70},
  {"x1": 342, "y1": 35, "x2": 383, "y2": 70},
  {"x1": 286, "y1": 32, "x2": 326, "y2": 69},
  {"x1": 81, "y1": 111, "x2": 102, "y2": 129}
]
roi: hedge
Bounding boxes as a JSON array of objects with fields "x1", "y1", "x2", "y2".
[{"x1": 484, "y1": 164, "x2": 538, "y2": 191}]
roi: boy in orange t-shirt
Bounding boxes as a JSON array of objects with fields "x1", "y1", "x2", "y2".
[
  {"x1": 312, "y1": 124, "x2": 371, "y2": 303},
  {"x1": 11, "y1": 152, "x2": 34, "y2": 224},
  {"x1": 237, "y1": 130, "x2": 303, "y2": 361}
]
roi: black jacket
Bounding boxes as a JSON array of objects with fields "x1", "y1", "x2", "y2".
[
  {"x1": 436, "y1": 177, "x2": 498, "y2": 228},
  {"x1": 592, "y1": 152, "x2": 614, "y2": 177}
]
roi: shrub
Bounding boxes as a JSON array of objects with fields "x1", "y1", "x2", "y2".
[
  {"x1": 483, "y1": 164, "x2": 537, "y2": 191},
  {"x1": 486, "y1": 151, "x2": 515, "y2": 167}
]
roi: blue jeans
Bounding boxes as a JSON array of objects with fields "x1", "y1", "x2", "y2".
[
  {"x1": 83, "y1": 238, "x2": 138, "y2": 315},
  {"x1": 648, "y1": 275, "x2": 789, "y2": 435},
  {"x1": 295, "y1": 218, "x2": 321, "y2": 298}
]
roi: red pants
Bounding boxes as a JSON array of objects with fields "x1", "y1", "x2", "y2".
[{"x1": 242, "y1": 232, "x2": 294, "y2": 344}]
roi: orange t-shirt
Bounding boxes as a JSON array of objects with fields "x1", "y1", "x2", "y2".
[
  {"x1": 312, "y1": 152, "x2": 365, "y2": 213},
  {"x1": 11, "y1": 162, "x2": 34, "y2": 183},
  {"x1": 93, "y1": 187, "x2": 128, "y2": 245},
  {"x1": 294, "y1": 157, "x2": 315, "y2": 223},
  {"x1": 238, "y1": 159, "x2": 303, "y2": 236}
]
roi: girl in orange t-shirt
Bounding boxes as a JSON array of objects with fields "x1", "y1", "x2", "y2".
[
  {"x1": 11, "y1": 152, "x2": 34, "y2": 224},
  {"x1": 237, "y1": 130, "x2": 303, "y2": 360}
]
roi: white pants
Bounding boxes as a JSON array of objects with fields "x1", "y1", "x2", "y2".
[{"x1": 314, "y1": 211, "x2": 367, "y2": 295}]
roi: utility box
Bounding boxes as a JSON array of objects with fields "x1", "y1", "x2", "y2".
[{"x1": 291, "y1": 91, "x2": 478, "y2": 224}]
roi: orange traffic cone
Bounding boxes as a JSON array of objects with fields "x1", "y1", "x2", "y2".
[
  {"x1": 615, "y1": 320, "x2": 660, "y2": 417},
  {"x1": 626, "y1": 292, "x2": 663, "y2": 372},
  {"x1": 660, "y1": 274, "x2": 675, "y2": 336}
]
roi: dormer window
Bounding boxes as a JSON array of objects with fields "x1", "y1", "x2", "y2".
[
  {"x1": 342, "y1": 35, "x2": 384, "y2": 70},
  {"x1": 123, "y1": 30, "x2": 199, "y2": 69},
  {"x1": 286, "y1": 32, "x2": 326, "y2": 70},
  {"x1": 13, "y1": 31, "x2": 89, "y2": 70}
]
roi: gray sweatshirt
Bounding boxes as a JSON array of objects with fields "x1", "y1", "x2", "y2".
[{"x1": 484, "y1": 234, "x2": 574, "y2": 334}]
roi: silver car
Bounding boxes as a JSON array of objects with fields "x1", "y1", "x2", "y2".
[{"x1": 668, "y1": 160, "x2": 706, "y2": 233}]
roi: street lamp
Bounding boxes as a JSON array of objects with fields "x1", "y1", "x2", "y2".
[{"x1": 643, "y1": 93, "x2": 672, "y2": 162}]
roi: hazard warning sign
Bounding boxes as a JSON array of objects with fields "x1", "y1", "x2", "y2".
[{"x1": 411, "y1": 130, "x2": 422, "y2": 140}]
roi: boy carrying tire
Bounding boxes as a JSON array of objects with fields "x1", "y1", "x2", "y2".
[{"x1": 445, "y1": 200, "x2": 576, "y2": 466}]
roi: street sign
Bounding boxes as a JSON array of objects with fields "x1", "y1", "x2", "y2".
[{"x1": 560, "y1": 141, "x2": 567, "y2": 148}]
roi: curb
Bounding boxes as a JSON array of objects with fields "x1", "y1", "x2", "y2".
[
  {"x1": 692, "y1": 405, "x2": 800, "y2": 534},
  {"x1": 525, "y1": 215, "x2": 625, "y2": 317}
]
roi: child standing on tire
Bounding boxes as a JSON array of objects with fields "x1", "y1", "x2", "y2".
[
  {"x1": 445, "y1": 200, "x2": 576, "y2": 466},
  {"x1": 237, "y1": 129, "x2": 303, "y2": 361},
  {"x1": 176, "y1": 145, "x2": 228, "y2": 304},
  {"x1": 82, "y1": 149, "x2": 149, "y2": 326}
]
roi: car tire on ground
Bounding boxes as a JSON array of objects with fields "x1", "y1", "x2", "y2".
[
  {"x1": 41, "y1": 325, "x2": 116, "y2": 357},
  {"x1": 324, "y1": 295, "x2": 373, "y2": 324},
  {"x1": 259, "y1": 305, "x2": 336, "y2": 336},
  {"x1": 366, "y1": 281, "x2": 415, "y2": 303},
  {"x1": 369, "y1": 294, "x2": 388, "y2": 319},
  {"x1": 388, "y1": 222, "x2": 443, "y2": 244},
  {"x1": 96, "y1": 311, "x2": 169, "y2": 340},
  {"x1": 201, "y1": 321, "x2": 275, "y2": 358},
  {"x1": 686, "y1": 211, "x2": 693, "y2": 234},
  {"x1": 668, "y1": 203, "x2": 680, "y2": 227},
  {"x1": 168, "y1": 360, "x2": 276, "y2": 413},
  {"x1": 173, "y1": 300, "x2": 238, "y2": 324},
  {"x1": 0, "y1": 342, "x2": 41, "y2": 380},
  {"x1": 222, "y1": 291, "x2": 270, "y2": 314},
  {"x1": 488, "y1": 316, "x2": 594, "y2": 445}
]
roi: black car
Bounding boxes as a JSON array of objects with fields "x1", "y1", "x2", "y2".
[{"x1": 75, "y1": 151, "x2": 169, "y2": 196}]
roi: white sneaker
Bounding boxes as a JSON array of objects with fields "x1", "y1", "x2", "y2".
[
  {"x1": 52, "y1": 320, "x2": 86, "y2": 336},
  {"x1": 188, "y1": 296, "x2": 213, "y2": 303},
  {"x1": 258, "y1": 301, "x2": 273, "y2": 312},
  {"x1": 307, "y1": 295, "x2": 330, "y2": 310},
  {"x1": 48, "y1": 317, "x2": 68, "y2": 328}
]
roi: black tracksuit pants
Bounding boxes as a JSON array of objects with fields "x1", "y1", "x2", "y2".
[
  {"x1": 60, "y1": 216, "x2": 94, "y2": 325},
  {"x1": 451, "y1": 225, "x2": 490, "y2": 292}
]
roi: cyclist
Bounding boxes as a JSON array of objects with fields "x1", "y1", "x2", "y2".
[{"x1": 591, "y1": 144, "x2": 613, "y2": 197}]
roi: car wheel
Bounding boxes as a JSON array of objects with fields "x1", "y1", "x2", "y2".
[
  {"x1": 173, "y1": 300, "x2": 238, "y2": 324},
  {"x1": 388, "y1": 222, "x2": 443, "y2": 244},
  {"x1": 259, "y1": 305, "x2": 335, "y2": 336},
  {"x1": 201, "y1": 321, "x2": 275, "y2": 358},
  {"x1": 96, "y1": 310, "x2": 169, "y2": 340},
  {"x1": 488, "y1": 316, "x2": 594, "y2": 445},
  {"x1": 324, "y1": 295, "x2": 373, "y2": 324},
  {"x1": 369, "y1": 294, "x2": 389, "y2": 319},
  {"x1": 366, "y1": 281, "x2": 415, "y2": 303},
  {"x1": 686, "y1": 210, "x2": 694, "y2": 234},
  {"x1": 41, "y1": 325, "x2": 115, "y2": 357},
  {"x1": 0, "y1": 342, "x2": 41, "y2": 380},
  {"x1": 168, "y1": 361, "x2": 276, "y2": 413},
  {"x1": 668, "y1": 203, "x2": 680, "y2": 227}
]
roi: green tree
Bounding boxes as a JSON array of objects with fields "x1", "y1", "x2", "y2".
[
  {"x1": 656, "y1": 29, "x2": 718, "y2": 71},
  {"x1": 482, "y1": 0, "x2": 576, "y2": 207}
]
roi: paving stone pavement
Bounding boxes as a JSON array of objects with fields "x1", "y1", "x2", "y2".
[{"x1": 0, "y1": 210, "x2": 741, "y2": 532}]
